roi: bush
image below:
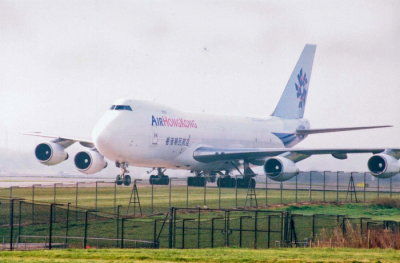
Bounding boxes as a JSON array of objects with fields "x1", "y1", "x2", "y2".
[
  {"x1": 371, "y1": 197, "x2": 400, "y2": 209},
  {"x1": 315, "y1": 221, "x2": 400, "y2": 249}
]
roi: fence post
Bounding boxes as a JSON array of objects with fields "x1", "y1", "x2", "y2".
[
  {"x1": 197, "y1": 207, "x2": 201, "y2": 248},
  {"x1": 121, "y1": 218, "x2": 125, "y2": 248},
  {"x1": 53, "y1": 183, "x2": 57, "y2": 204},
  {"x1": 31, "y1": 185, "x2": 35, "y2": 224},
  {"x1": 342, "y1": 217, "x2": 347, "y2": 234},
  {"x1": 363, "y1": 172, "x2": 367, "y2": 202},
  {"x1": 151, "y1": 179, "x2": 154, "y2": 213},
  {"x1": 153, "y1": 219, "x2": 157, "y2": 247},
  {"x1": 295, "y1": 175, "x2": 298, "y2": 203},
  {"x1": 281, "y1": 212, "x2": 291, "y2": 247},
  {"x1": 211, "y1": 217, "x2": 223, "y2": 248},
  {"x1": 265, "y1": 176, "x2": 268, "y2": 206},
  {"x1": 95, "y1": 181, "x2": 98, "y2": 211},
  {"x1": 336, "y1": 172, "x2": 339, "y2": 203},
  {"x1": 235, "y1": 175, "x2": 238, "y2": 208},
  {"x1": 64, "y1": 203, "x2": 70, "y2": 247},
  {"x1": 48, "y1": 203, "x2": 54, "y2": 250},
  {"x1": 323, "y1": 171, "x2": 327, "y2": 202},
  {"x1": 169, "y1": 179, "x2": 172, "y2": 208},
  {"x1": 75, "y1": 182, "x2": 79, "y2": 221},
  {"x1": 267, "y1": 215, "x2": 271, "y2": 248},
  {"x1": 17, "y1": 201, "x2": 22, "y2": 243},
  {"x1": 227, "y1": 211, "x2": 230, "y2": 247},
  {"x1": 309, "y1": 172, "x2": 312, "y2": 202},
  {"x1": 254, "y1": 211, "x2": 258, "y2": 249},
  {"x1": 168, "y1": 207, "x2": 174, "y2": 249},
  {"x1": 182, "y1": 218, "x2": 195, "y2": 249},
  {"x1": 186, "y1": 179, "x2": 189, "y2": 208},
  {"x1": 83, "y1": 210, "x2": 89, "y2": 249},
  {"x1": 311, "y1": 214, "x2": 315, "y2": 242},
  {"x1": 224, "y1": 210, "x2": 230, "y2": 247},
  {"x1": 377, "y1": 178, "x2": 380, "y2": 199},
  {"x1": 218, "y1": 184, "x2": 221, "y2": 209},
  {"x1": 239, "y1": 216, "x2": 244, "y2": 248},
  {"x1": 203, "y1": 179, "x2": 207, "y2": 206},
  {"x1": 9, "y1": 199, "x2": 14, "y2": 251},
  {"x1": 116, "y1": 205, "x2": 121, "y2": 247},
  {"x1": 211, "y1": 218, "x2": 215, "y2": 248},
  {"x1": 114, "y1": 181, "x2": 117, "y2": 214}
]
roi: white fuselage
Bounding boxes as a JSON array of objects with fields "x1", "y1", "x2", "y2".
[{"x1": 92, "y1": 99, "x2": 310, "y2": 172}]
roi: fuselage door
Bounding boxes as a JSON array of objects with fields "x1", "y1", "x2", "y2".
[{"x1": 152, "y1": 129, "x2": 158, "y2": 145}]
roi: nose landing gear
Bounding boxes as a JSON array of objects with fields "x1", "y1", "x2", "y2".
[{"x1": 115, "y1": 162, "x2": 131, "y2": 186}]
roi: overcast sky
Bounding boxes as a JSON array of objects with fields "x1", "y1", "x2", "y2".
[{"x1": 1, "y1": 0, "x2": 399, "y2": 174}]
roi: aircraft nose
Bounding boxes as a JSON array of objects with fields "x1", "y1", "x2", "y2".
[
  {"x1": 92, "y1": 124, "x2": 111, "y2": 154},
  {"x1": 92, "y1": 113, "x2": 118, "y2": 156}
]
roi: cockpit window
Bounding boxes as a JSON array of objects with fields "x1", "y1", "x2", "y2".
[{"x1": 110, "y1": 105, "x2": 132, "y2": 111}]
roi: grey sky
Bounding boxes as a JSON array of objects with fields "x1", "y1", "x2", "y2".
[{"x1": 1, "y1": 0, "x2": 399, "y2": 174}]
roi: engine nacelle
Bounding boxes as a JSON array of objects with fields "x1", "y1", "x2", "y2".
[
  {"x1": 74, "y1": 150, "x2": 108, "y2": 174},
  {"x1": 35, "y1": 142, "x2": 68, "y2": 165},
  {"x1": 367, "y1": 154, "x2": 400, "y2": 179},
  {"x1": 263, "y1": 156, "x2": 299, "y2": 181}
]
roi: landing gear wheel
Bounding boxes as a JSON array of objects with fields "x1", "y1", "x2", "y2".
[
  {"x1": 149, "y1": 175, "x2": 156, "y2": 184},
  {"x1": 149, "y1": 175, "x2": 170, "y2": 185},
  {"x1": 217, "y1": 176, "x2": 235, "y2": 188},
  {"x1": 116, "y1": 175, "x2": 123, "y2": 185},
  {"x1": 123, "y1": 175, "x2": 131, "y2": 186},
  {"x1": 187, "y1": 176, "x2": 206, "y2": 187}
]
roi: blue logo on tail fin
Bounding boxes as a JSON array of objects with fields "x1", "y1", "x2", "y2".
[{"x1": 295, "y1": 68, "x2": 308, "y2": 109}]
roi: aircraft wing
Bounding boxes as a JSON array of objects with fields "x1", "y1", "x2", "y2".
[
  {"x1": 23, "y1": 132, "x2": 94, "y2": 148},
  {"x1": 193, "y1": 146, "x2": 399, "y2": 163},
  {"x1": 296, "y1": 125, "x2": 392, "y2": 135}
]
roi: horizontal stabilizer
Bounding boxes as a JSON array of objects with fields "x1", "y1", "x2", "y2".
[{"x1": 296, "y1": 125, "x2": 392, "y2": 135}]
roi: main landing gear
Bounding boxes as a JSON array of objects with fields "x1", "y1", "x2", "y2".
[
  {"x1": 217, "y1": 161, "x2": 257, "y2": 188},
  {"x1": 149, "y1": 168, "x2": 170, "y2": 185},
  {"x1": 217, "y1": 176, "x2": 255, "y2": 188},
  {"x1": 115, "y1": 162, "x2": 132, "y2": 186},
  {"x1": 187, "y1": 171, "x2": 207, "y2": 187}
]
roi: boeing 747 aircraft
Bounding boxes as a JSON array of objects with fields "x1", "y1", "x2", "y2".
[{"x1": 27, "y1": 44, "x2": 400, "y2": 187}]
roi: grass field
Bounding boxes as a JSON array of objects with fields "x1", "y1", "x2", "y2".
[
  {"x1": 1, "y1": 182, "x2": 398, "y2": 217},
  {"x1": 278, "y1": 203, "x2": 400, "y2": 221},
  {"x1": 1, "y1": 182, "x2": 399, "y2": 251},
  {"x1": 0, "y1": 248, "x2": 399, "y2": 262}
]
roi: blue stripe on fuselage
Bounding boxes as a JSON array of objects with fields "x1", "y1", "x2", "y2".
[{"x1": 272, "y1": 133, "x2": 297, "y2": 147}]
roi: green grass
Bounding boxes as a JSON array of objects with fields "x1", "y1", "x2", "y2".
[
  {"x1": 1, "y1": 183, "x2": 399, "y2": 251},
  {"x1": 281, "y1": 203, "x2": 400, "y2": 221},
  {"x1": 0, "y1": 248, "x2": 399, "y2": 262},
  {"x1": 0, "y1": 183, "x2": 398, "y2": 216}
]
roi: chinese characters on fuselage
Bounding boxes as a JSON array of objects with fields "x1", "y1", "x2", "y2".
[{"x1": 165, "y1": 136, "x2": 191, "y2": 146}]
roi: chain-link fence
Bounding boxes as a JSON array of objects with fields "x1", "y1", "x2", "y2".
[
  {"x1": 0, "y1": 198, "x2": 398, "y2": 250},
  {"x1": 0, "y1": 172, "x2": 399, "y2": 216}
]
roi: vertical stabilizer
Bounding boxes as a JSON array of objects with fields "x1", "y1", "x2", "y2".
[{"x1": 272, "y1": 44, "x2": 316, "y2": 119}]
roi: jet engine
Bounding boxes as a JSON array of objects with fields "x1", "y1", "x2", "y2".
[
  {"x1": 35, "y1": 142, "x2": 68, "y2": 165},
  {"x1": 74, "y1": 150, "x2": 107, "y2": 174},
  {"x1": 263, "y1": 156, "x2": 299, "y2": 181},
  {"x1": 367, "y1": 153, "x2": 400, "y2": 179}
]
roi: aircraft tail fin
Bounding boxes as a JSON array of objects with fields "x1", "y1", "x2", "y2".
[{"x1": 272, "y1": 44, "x2": 316, "y2": 119}]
